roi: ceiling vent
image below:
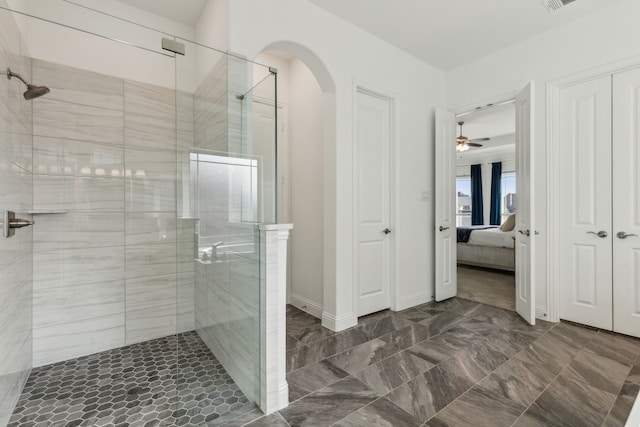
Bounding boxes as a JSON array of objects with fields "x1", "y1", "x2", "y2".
[{"x1": 541, "y1": 0, "x2": 576, "y2": 13}]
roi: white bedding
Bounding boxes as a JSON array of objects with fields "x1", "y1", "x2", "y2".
[{"x1": 466, "y1": 227, "x2": 515, "y2": 249}]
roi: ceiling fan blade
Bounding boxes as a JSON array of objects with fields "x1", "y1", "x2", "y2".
[
  {"x1": 469, "y1": 138, "x2": 490, "y2": 142},
  {"x1": 466, "y1": 142, "x2": 484, "y2": 147}
]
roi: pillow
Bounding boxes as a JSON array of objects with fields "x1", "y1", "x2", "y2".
[{"x1": 500, "y1": 214, "x2": 516, "y2": 232}]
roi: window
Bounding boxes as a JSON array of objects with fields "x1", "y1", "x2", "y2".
[
  {"x1": 456, "y1": 176, "x2": 471, "y2": 226},
  {"x1": 501, "y1": 171, "x2": 516, "y2": 223}
]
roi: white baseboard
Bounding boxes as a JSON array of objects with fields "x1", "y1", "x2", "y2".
[
  {"x1": 277, "y1": 383, "x2": 289, "y2": 411},
  {"x1": 394, "y1": 291, "x2": 433, "y2": 312},
  {"x1": 321, "y1": 311, "x2": 357, "y2": 332},
  {"x1": 290, "y1": 294, "x2": 323, "y2": 320}
]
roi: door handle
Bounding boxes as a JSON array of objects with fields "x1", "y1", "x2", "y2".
[
  {"x1": 617, "y1": 231, "x2": 638, "y2": 239},
  {"x1": 518, "y1": 229, "x2": 530, "y2": 236},
  {"x1": 587, "y1": 230, "x2": 608, "y2": 238},
  {"x1": 383, "y1": 228, "x2": 391, "y2": 235},
  {"x1": 439, "y1": 226, "x2": 450, "y2": 232},
  {"x1": 3, "y1": 211, "x2": 35, "y2": 238}
]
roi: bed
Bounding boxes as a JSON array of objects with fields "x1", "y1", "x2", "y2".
[{"x1": 457, "y1": 226, "x2": 515, "y2": 271}]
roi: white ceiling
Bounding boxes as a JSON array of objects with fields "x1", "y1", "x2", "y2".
[
  {"x1": 307, "y1": 0, "x2": 618, "y2": 71},
  {"x1": 456, "y1": 102, "x2": 515, "y2": 152},
  {"x1": 117, "y1": 0, "x2": 208, "y2": 27}
]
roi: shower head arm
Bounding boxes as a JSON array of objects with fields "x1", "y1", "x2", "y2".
[{"x1": 6, "y1": 68, "x2": 29, "y2": 86}]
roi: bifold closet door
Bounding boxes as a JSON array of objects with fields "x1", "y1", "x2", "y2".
[
  {"x1": 612, "y1": 67, "x2": 640, "y2": 338},
  {"x1": 558, "y1": 75, "x2": 613, "y2": 330}
]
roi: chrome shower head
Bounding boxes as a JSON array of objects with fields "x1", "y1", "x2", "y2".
[{"x1": 6, "y1": 67, "x2": 50, "y2": 100}]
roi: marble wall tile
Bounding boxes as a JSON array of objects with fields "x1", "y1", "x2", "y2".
[
  {"x1": 0, "y1": 92, "x2": 32, "y2": 135},
  {"x1": 33, "y1": 314, "x2": 125, "y2": 367},
  {"x1": 33, "y1": 212, "x2": 124, "y2": 251},
  {"x1": 33, "y1": 59, "x2": 124, "y2": 111},
  {"x1": 34, "y1": 98, "x2": 124, "y2": 145},
  {"x1": 125, "y1": 146, "x2": 176, "y2": 181},
  {"x1": 33, "y1": 280, "x2": 125, "y2": 329},
  {"x1": 65, "y1": 176, "x2": 124, "y2": 212},
  {"x1": 125, "y1": 303, "x2": 176, "y2": 345},
  {"x1": 124, "y1": 80, "x2": 175, "y2": 119},
  {"x1": 0, "y1": 212, "x2": 32, "y2": 272},
  {"x1": 0, "y1": 131, "x2": 32, "y2": 173},
  {"x1": 125, "y1": 212, "x2": 176, "y2": 245},
  {"x1": 125, "y1": 114, "x2": 176, "y2": 151},
  {"x1": 33, "y1": 136, "x2": 124, "y2": 177},
  {"x1": 0, "y1": 169, "x2": 32, "y2": 212},
  {"x1": 125, "y1": 242, "x2": 176, "y2": 279},
  {"x1": 126, "y1": 273, "x2": 177, "y2": 312},
  {"x1": 125, "y1": 178, "x2": 176, "y2": 212},
  {"x1": 33, "y1": 246, "x2": 125, "y2": 290}
]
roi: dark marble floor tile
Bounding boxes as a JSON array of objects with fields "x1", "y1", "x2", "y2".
[
  {"x1": 431, "y1": 298, "x2": 481, "y2": 316},
  {"x1": 333, "y1": 398, "x2": 421, "y2": 427},
  {"x1": 514, "y1": 328, "x2": 582, "y2": 376},
  {"x1": 308, "y1": 327, "x2": 370, "y2": 361},
  {"x1": 286, "y1": 334, "x2": 299, "y2": 351},
  {"x1": 395, "y1": 306, "x2": 444, "y2": 324},
  {"x1": 286, "y1": 345, "x2": 319, "y2": 373},
  {"x1": 287, "y1": 322, "x2": 336, "y2": 347},
  {"x1": 485, "y1": 328, "x2": 538, "y2": 359},
  {"x1": 425, "y1": 384, "x2": 525, "y2": 427},
  {"x1": 286, "y1": 359, "x2": 350, "y2": 402},
  {"x1": 589, "y1": 330, "x2": 640, "y2": 366},
  {"x1": 454, "y1": 317, "x2": 504, "y2": 336},
  {"x1": 479, "y1": 355, "x2": 553, "y2": 408},
  {"x1": 418, "y1": 311, "x2": 467, "y2": 337},
  {"x1": 379, "y1": 322, "x2": 431, "y2": 351},
  {"x1": 551, "y1": 321, "x2": 597, "y2": 352},
  {"x1": 327, "y1": 338, "x2": 401, "y2": 374},
  {"x1": 286, "y1": 306, "x2": 320, "y2": 332},
  {"x1": 353, "y1": 349, "x2": 436, "y2": 395},
  {"x1": 359, "y1": 314, "x2": 415, "y2": 340},
  {"x1": 463, "y1": 335, "x2": 511, "y2": 374},
  {"x1": 603, "y1": 381, "x2": 640, "y2": 427},
  {"x1": 566, "y1": 347, "x2": 631, "y2": 395},
  {"x1": 515, "y1": 366, "x2": 616, "y2": 427},
  {"x1": 404, "y1": 338, "x2": 458, "y2": 367},
  {"x1": 358, "y1": 309, "x2": 394, "y2": 328},
  {"x1": 279, "y1": 376, "x2": 380, "y2": 427},
  {"x1": 384, "y1": 352, "x2": 483, "y2": 423},
  {"x1": 628, "y1": 364, "x2": 640, "y2": 385},
  {"x1": 244, "y1": 412, "x2": 290, "y2": 426}
]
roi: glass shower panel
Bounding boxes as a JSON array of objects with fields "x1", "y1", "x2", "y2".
[{"x1": 176, "y1": 39, "x2": 275, "y2": 424}]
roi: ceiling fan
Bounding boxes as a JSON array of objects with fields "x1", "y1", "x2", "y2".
[{"x1": 456, "y1": 121, "x2": 490, "y2": 152}]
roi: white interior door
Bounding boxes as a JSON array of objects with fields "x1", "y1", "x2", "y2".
[
  {"x1": 514, "y1": 83, "x2": 535, "y2": 324},
  {"x1": 355, "y1": 90, "x2": 391, "y2": 316},
  {"x1": 613, "y1": 67, "x2": 640, "y2": 338},
  {"x1": 558, "y1": 75, "x2": 613, "y2": 330},
  {"x1": 434, "y1": 109, "x2": 457, "y2": 301}
]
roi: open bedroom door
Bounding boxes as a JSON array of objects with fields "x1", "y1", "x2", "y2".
[
  {"x1": 435, "y1": 109, "x2": 457, "y2": 301},
  {"x1": 515, "y1": 83, "x2": 535, "y2": 325}
]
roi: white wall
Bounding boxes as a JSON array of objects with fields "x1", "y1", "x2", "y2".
[
  {"x1": 219, "y1": 0, "x2": 446, "y2": 329},
  {"x1": 446, "y1": 0, "x2": 640, "y2": 319}
]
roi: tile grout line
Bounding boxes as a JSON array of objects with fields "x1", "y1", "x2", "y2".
[{"x1": 509, "y1": 326, "x2": 600, "y2": 427}]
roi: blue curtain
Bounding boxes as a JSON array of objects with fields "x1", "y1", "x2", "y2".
[
  {"x1": 471, "y1": 164, "x2": 484, "y2": 225},
  {"x1": 490, "y1": 162, "x2": 502, "y2": 225}
]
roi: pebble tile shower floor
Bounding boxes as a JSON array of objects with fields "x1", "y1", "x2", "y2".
[{"x1": 8, "y1": 332, "x2": 253, "y2": 426}]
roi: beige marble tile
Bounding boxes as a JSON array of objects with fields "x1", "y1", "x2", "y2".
[
  {"x1": 124, "y1": 80, "x2": 175, "y2": 119},
  {"x1": 125, "y1": 273, "x2": 177, "y2": 312},
  {"x1": 33, "y1": 59, "x2": 124, "y2": 111},
  {"x1": 33, "y1": 279, "x2": 125, "y2": 329},
  {"x1": 125, "y1": 303, "x2": 176, "y2": 345},
  {"x1": 0, "y1": 131, "x2": 31, "y2": 173},
  {"x1": 33, "y1": 314, "x2": 125, "y2": 367},
  {"x1": 64, "y1": 176, "x2": 124, "y2": 212},
  {"x1": 33, "y1": 212, "x2": 124, "y2": 251},
  {"x1": 125, "y1": 146, "x2": 176, "y2": 181},
  {"x1": 33, "y1": 135, "x2": 124, "y2": 177},
  {"x1": 125, "y1": 178, "x2": 175, "y2": 212},
  {"x1": 125, "y1": 212, "x2": 176, "y2": 246},
  {"x1": 125, "y1": 241, "x2": 176, "y2": 279}
]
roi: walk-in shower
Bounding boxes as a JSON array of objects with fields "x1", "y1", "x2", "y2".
[
  {"x1": 0, "y1": 1, "x2": 278, "y2": 426},
  {"x1": 5, "y1": 67, "x2": 50, "y2": 100}
]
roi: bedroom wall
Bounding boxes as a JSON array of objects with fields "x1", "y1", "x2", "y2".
[{"x1": 446, "y1": 0, "x2": 640, "y2": 319}]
